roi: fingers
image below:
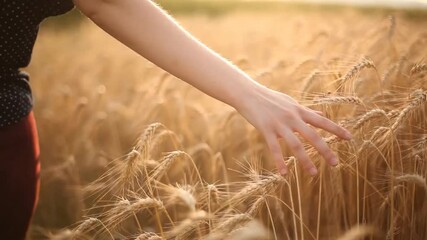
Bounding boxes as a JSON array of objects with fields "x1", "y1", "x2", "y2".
[
  {"x1": 303, "y1": 106, "x2": 324, "y2": 116},
  {"x1": 280, "y1": 129, "x2": 318, "y2": 176},
  {"x1": 264, "y1": 131, "x2": 288, "y2": 175},
  {"x1": 313, "y1": 110, "x2": 324, "y2": 116},
  {"x1": 296, "y1": 123, "x2": 338, "y2": 166},
  {"x1": 302, "y1": 110, "x2": 352, "y2": 140}
]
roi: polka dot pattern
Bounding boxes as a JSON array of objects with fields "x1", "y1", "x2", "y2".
[{"x1": 0, "y1": 0, "x2": 74, "y2": 128}]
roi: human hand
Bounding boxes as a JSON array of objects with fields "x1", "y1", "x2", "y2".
[
  {"x1": 75, "y1": 0, "x2": 351, "y2": 175},
  {"x1": 235, "y1": 85, "x2": 352, "y2": 176}
]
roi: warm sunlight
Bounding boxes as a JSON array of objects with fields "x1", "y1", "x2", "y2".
[{"x1": 2, "y1": 1, "x2": 426, "y2": 239}]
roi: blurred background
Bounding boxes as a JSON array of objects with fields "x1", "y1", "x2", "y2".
[{"x1": 28, "y1": 0, "x2": 427, "y2": 239}]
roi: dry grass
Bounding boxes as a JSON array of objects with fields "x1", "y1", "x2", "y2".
[{"x1": 27, "y1": 7, "x2": 427, "y2": 240}]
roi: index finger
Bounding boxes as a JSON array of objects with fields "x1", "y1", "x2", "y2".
[{"x1": 302, "y1": 111, "x2": 352, "y2": 140}]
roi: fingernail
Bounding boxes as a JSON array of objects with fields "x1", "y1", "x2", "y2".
[
  {"x1": 331, "y1": 157, "x2": 338, "y2": 166},
  {"x1": 280, "y1": 169, "x2": 288, "y2": 176},
  {"x1": 309, "y1": 167, "x2": 318, "y2": 176},
  {"x1": 345, "y1": 131, "x2": 353, "y2": 139}
]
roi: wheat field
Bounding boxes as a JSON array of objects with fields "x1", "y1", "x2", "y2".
[{"x1": 26, "y1": 4, "x2": 427, "y2": 240}]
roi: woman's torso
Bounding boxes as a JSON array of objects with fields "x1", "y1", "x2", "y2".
[{"x1": 0, "y1": 0, "x2": 74, "y2": 128}]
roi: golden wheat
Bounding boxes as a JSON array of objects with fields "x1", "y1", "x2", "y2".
[{"x1": 29, "y1": 7, "x2": 427, "y2": 240}]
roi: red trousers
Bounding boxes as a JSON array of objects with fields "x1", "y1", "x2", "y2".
[{"x1": 0, "y1": 112, "x2": 40, "y2": 240}]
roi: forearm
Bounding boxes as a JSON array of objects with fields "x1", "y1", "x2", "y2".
[
  {"x1": 74, "y1": 0, "x2": 261, "y2": 110},
  {"x1": 74, "y1": 0, "x2": 353, "y2": 176}
]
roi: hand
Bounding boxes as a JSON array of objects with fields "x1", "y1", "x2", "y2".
[
  {"x1": 73, "y1": 0, "x2": 351, "y2": 175},
  {"x1": 235, "y1": 85, "x2": 352, "y2": 176}
]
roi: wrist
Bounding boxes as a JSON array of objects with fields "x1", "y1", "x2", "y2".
[{"x1": 229, "y1": 76, "x2": 265, "y2": 113}]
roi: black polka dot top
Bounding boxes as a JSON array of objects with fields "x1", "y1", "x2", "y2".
[{"x1": 0, "y1": 0, "x2": 74, "y2": 128}]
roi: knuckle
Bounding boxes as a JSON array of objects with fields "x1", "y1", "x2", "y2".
[
  {"x1": 296, "y1": 106, "x2": 307, "y2": 115},
  {"x1": 322, "y1": 148, "x2": 334, "y2": 159},
  {"x1": 319, "y1": 144, "x2": 331, "y2": 153},
  {"x1": 340, "y1": 126, "x2": 349, "y2": 135},
  {"x1": 281, "y1": 109, "x2": 299, "y2": 121},
  {"x1": 319, "y1": 117, "x2": 330, "y2": 126},
  {"x1": 268, "y1": 146, "x2": 283, "y2": 161},
  {"x1": 333, "y1": 123, "x2": 343, "y2": 131},
  {"x1": 298, "y1": 156, "x2": 313, "y2": 168},
  {"x1": 309, "y1": 131, "x2": 322, "y2": 142},
  {"x1": 275, "y1": 159, "x2": 285, "y2": 167},
  {"x1": 271, "y1": 144, "x2": 280, "y2": 151},
  {"x1": 266, "y1": 140, "x2": 282, "y2": 155},
  {"x1": 280, "y1": 112, "x2": 292, "y2": 121},
  {"x1": 315, "y1": 140, "x2": 332, "y2": 155},
  {"x1": 333, "y1": 126, "x2": 346, "y2": 137},
  {"x1": 291, "y1": 143, "x2": 304, "y2": 152},
  {"x1": 272, "y1": 149, "x2": 282, "y2": 157}
]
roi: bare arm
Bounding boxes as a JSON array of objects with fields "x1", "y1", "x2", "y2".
[{"x1": 73, "y1": 0, "x2": 352, "y2": 176}]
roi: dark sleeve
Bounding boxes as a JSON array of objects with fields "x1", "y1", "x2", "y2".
[{"x1": 40, "y1": 0, "x2": 75, "y2": 17}]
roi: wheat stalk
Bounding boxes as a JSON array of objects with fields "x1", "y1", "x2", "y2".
[
  {"x1": 71, "y1": 218, "x2": 102, "y2": 239},
  {"x1": 300, "y1": 69, "x2": 320, "y2": 98},
  {"x1": 247, "y1": 196, "x2": 266, "y2": 217},
  {"x1": 338, "y1": 57, "x2": 375, "y2": 86},
  {"x1": 103, "y1": 197, "x2": 164, "y2": 230},
  {"x1": 149, "y1": 151, "x2": 187, "y2": 181},
  {"x1": 225, "y1": 174, "x2": 284, "y2": 208},
  {"x1": 135, "y1": 232, "x2": 162, "y2": 240},
  {"x1": 167, "y1": 210, "x2": 210, "y2": 239},
  {"x1": 120, "y1": 149, "x2": 143, "y2": 195},
  {"x1": 165, "y1": 183, "x2": 197, "y2": 212},
  {"x1": 207, "y1": 184, "x2": 220, "y2": 205},
  {"x1": 391, "y1": 89, "x2": 427, "y2": 131},
  {"x1": 135, "y1": 123, "x2": 165, "y2": 157},
  {"x1": 388, "y1": 15, "x2": 396, "y2": 39},
  {"x1": 312, "y1": 95, "x2": 363, "y2": 106},
  {"x1": 410, "y1": 63, "x2": 427, "y2": 76},
  {"x1": 395, "y1": 174, "x2": 427, "y2": 192},
  {"x1": 336, "y1": 225, "x2": 378, "y2": 240},
  {"x1": 353, "y1": 109, "x2": 387, "y2": 129},
  {"x1": 214, "y1": 213, "x2": 252, "y2": 234}
]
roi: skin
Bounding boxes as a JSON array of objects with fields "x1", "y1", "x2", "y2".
[{"x1": 72, "y1": 0, "x2": 352, "y2": 176}]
